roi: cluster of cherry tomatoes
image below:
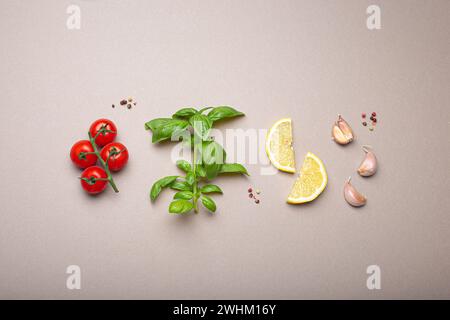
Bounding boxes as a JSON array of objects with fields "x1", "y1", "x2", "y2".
[{"x1": 70, "y1": 119, "x2": 129, "y2": 194}]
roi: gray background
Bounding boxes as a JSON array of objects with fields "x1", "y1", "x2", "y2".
[{"x1": 0, "y1": 0, "x2": 449, "y2": 299}]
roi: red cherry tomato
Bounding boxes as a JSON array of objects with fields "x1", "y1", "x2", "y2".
[
  {"x1": 100, "y1": 142, "x2": 129, "y2": 172},
  {"x1": 89, "y1": 119, "x2": 117, "y2": 147},
  {"x1": 80, "y1": 166, "x2": 108, "y2": 194},
  {"x1": 70, "y1": 140, "x2": 97, "y2": 169}
]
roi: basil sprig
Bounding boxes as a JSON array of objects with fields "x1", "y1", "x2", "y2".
[{"x1": 147, "y1": 106, "x2": 248, "y2": 214}]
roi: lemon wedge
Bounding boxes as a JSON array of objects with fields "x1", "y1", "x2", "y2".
[
  {"x1": 266, "y1": 118, "x2": 296, "y2": 173},
  {"x1": 287, "y1": 152, "x2": 327, "y2": 204}
]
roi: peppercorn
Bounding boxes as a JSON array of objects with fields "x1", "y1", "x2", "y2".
[
  {"x1": 112, "y1": 104, "x2": 115, "y2": 108},
  {"x1": 248, "y1": 188, "x2": 253, "y2": 193},
  {"x1": 255, "y1": 199, "x2": 260, "y2": 204},
  {"x1": 120, "y1": 100, "x2": 127, "y2": 105},
  {"x1": 249, "y1": 193, "x2": 253, "y2": 198},
  {"x1": 362, "y1": 122, "x2": 367, "y2": 126},
  {"x1": 361, "y1": 113, "x2": 366, "y2": 118},
  {"x1": 372, "y1": 112, "x2": 377, "y2": 117}
]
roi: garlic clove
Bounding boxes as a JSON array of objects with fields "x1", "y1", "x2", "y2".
[
  {"x1": 337, "y1": 115, "x2": 354, "y2": 139},
  {"x1": 331, "y1": 115, "x2": 354, "y2": 145},
  {"x1": 343, "y1": 177, "x2": 367, "y2": 207},
  {"x1": 358, "y1": 145, "x2": 378, "y2": 177},
  {"x1": 332, "y1": 124, "x2": 349, "y2": 145}
]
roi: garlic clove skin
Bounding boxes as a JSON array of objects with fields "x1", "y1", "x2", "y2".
[
  {"x1": 358, "y1": 145, "x2": 378, "y2": 177},
  {"x1": 343, "y1": 177, "x2": 367, "y2": 207},
  {"x1": 331, "y1": 115, "x2": 354, "y2": 145}
]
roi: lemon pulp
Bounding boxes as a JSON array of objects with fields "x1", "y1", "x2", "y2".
[
  {"x1": 287, "y1": 152, "x2": 327, "y2": 204},
  {"x1": 265, "y1": 118, "x2": 295, "y2": 173}
]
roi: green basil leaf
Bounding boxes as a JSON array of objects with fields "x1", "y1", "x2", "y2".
[
  {"x1": 173, "y1": 191, "x2": 193, "y2": 200},
  {"x1": 189, "y1": 114, "x2": 212, "y2": 139},
  {"x1": 202, "y1": 141, "x2": 226, "y2": 180},
  {"x1": 219, "y1": 163, "x2": 249, "y2": 175},
  {"x1": 145, "y1": 118, "x2": 172, "y2": 131},
  {"x1": 177, "y1": 132, "x2": 193, "y2": 148},
  {"x1": 169, "y1": 199, "x2": 194, "y2": 214},
  {"x1": 202, "y1": 141, "x2": 226, "y2": 164},
  {"x1": 185, "y1": 172, "x2": 195, "y2": 185},
  {"x1": 173, "y1": 107, "x2": 198, "y2": 118},
  {"x1": 200, "y1": 184, "x2": 223, "y2": 194},
  {"x1": 150, "y1": 175, "x2": 178, "y2": 201},
  {"x1": 205, "y1": 165, "x2": 221, "y2": 180},
  {"x1": 198, "y1": 106, "x2": 213, "y2": 114},
  {"x1": 176, "y1": 160, "x2": 192, "y2": 173},
  {"x1": 207, "y1": 106, "x2": 244, "y2": 122},
  {"x1": 196, "y1": 165, "x2": 206, "y2": 178},
  {"x1": 152, "y1": 119, "x2": 189, "y2": 143},
  {"x1": 170, "y1": 180, "x2": 192, "y2": 191},
  {"x1": 201, "y1": 195, "x2": 216, "y2": 213}
]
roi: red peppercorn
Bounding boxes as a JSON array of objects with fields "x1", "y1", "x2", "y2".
[
  {"x1": 248, "y1": 188, "x2": 253, "y2": 193},
  {"x1": 362, "y1": 113, "x2": 366, "y2": 118},
  {"x1": 372, "y1": 112, "x2": 376, "y2": 117},
  {"x1": 373, "y1": 118, "x2": 377, "y2": 123}
]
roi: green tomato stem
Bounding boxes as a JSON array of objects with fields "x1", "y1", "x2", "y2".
[
  {"x1": 88, "y1": 131, "x2": 119, "y2": 193},
  {"x1": 78, "y1": 151, "x2": 97, "y2": 159}
]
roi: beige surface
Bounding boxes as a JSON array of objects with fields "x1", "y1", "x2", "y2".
[{"x1": 0, "y1": 0, "x2": 449, "y2": 299}]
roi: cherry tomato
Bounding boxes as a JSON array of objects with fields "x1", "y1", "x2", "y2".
[
  {"x1": 100, "y1": 142, "x2": 129, "y2": 172},
  {"x1": 80, "y1": 166, "x2": 108, "y2": 194},
  {"x1": 89, "y1": 119, "x2": 117, "y2": 147},
  {"x1": 70, "y1": 140, "x2": 97, "y2": 169}
]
